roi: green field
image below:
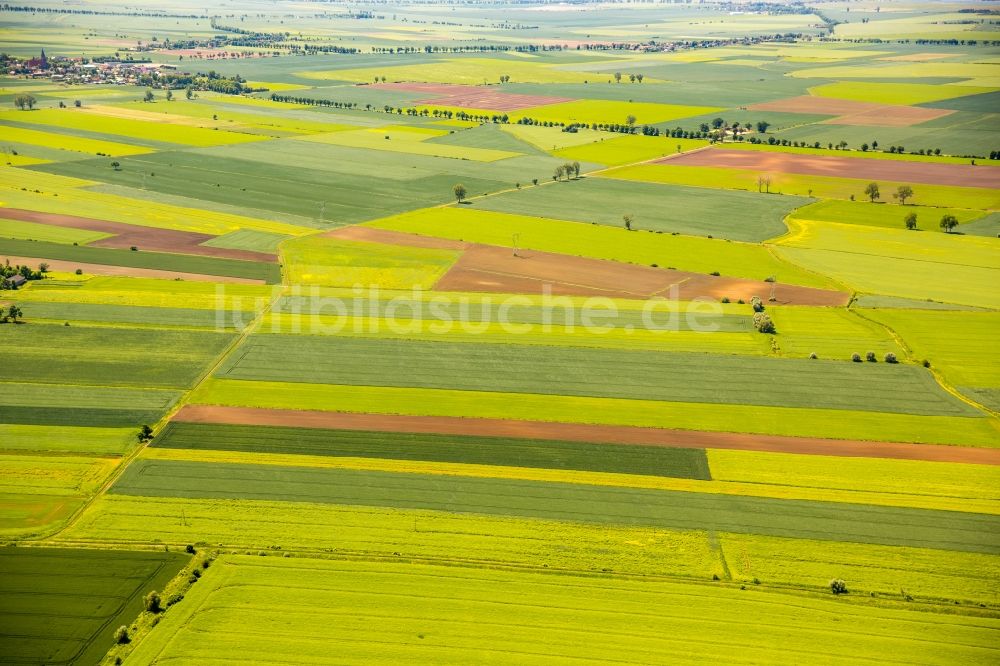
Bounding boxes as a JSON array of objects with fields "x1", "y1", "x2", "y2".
[
  {"x1": 368, "y1": 207, "x2": 839, "y2": 288},
  {"x1": 128, "y1": 556, "x2": 1000, "y2": 665},
  {"x1": 0, "y1": 323, "x2": 233, "y2": 388},
  {"x1": 0, "y1": 217, "x2": 111, "y2": 244},
  {"x1": 473, "y1": 177, "x2": 809, "y2": 242},
  {"x1": 152, "y1": 422, "x2": 712, "y2": 479},
  {"x1": 0, "y1": 547, "x2": 187, "y2": 665},
  {"x1": 217, "y1": 334, "x2": 974, "y2": 415},
  {"x1": 788, "y1": 199, "x2": 987, "y2": 230}
]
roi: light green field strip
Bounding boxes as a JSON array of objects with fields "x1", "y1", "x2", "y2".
[
  {"x1": 201, "y1": 229, "x2": 291, "y2": 254},
  {"x1": 709, "y1": 449, "x2": 1000, "y2": 511},
  {"x1": 191, "y1": 379, "x2": 1000, "y2": 447},
  {"x1": 554, "y1": 136, "x2": 710, "y2": 167},
  {"x1": 721, "y1": 533, "x2": 1000, "y2": 605},
  {"x1": 282, "y1": 234, "x2": 460, "y2": 290},
  {"x1": 115, "y1": 99, "x2": 356, "y2": 135},
  {"x1": 0, "y1": 152, "x2": 47, "y2": 167},
  {"x1": 295, "y1": 127, "x2": 522, "y2": 161},
  {"x1": 0, "y1": 125, "x2": 153, "y2": 157},
  {"x1": 0, "y1": 218, "x2": 110, "y2": 244},
  {"x1": 0, "y1": 168, "x2": 311, "y2": 236},
  {"x1": 865, "y1": 310, "x2": 1000, "y2": 389},
  {"x1": 788, "y1": 200, "x2": 986, "y2": 230},
  {"x1": 774, "y1": 220, "x2": 1000, "y2": 309},
  {"x1": 128, "y1": 556, "x2": 1000, "y2": 665},
  {"x1": 0, "y1": 108, "x2": 268, "y2": 147},
  {"x1": 0, "y1": 425, "x2": 134, "y2": 455},
  {"x1": 810, "y1": 81, "x2": 997, "y2": 105},
  {"x1": 61, "y1": 495, "x2": 722, "y2": 577},
  {"x1": 366, "y1": 207, "x2": 837, "y2": 289},
  {"x1": 767, "y1": 306, "x2": 903, "y2": 360},
  {"x1": 299, "y1": 58, "x2": 600, "y2": 84},
  {"x1": 258, "y1": 314, "x2": 767, "y2": 356},
  {"x1": 501, "y1": 124, "x2": 606, "y2": 151},
  {"x1": 0, "y1": 454, "x2": 118, "y2": 497},
  {"x1": 602, "y1": 164, "x2": 1000, "y2": 210},
  {"x1": 140, "y1": 447, "x2": 1000, "y2": 515},
  {"x1": 512, "y1": 100, "x2": 720, "y2": 126},
  {"x1": 13, "y1": 276, "x2": 275, "y2": 310}
]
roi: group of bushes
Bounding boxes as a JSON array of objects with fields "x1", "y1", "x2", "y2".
[{"x1": 851, "y1": 351, "x2": 898, "y2": 363}]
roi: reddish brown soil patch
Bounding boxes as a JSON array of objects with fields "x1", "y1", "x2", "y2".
[
  {"x1": 174, "y1": 405, "x2": 1000, "y2": 465},
  {"x1": 748, "y1": 95, "x2": 954, "y2": 127},
  {"x1": 434, "y1": 243, "x2": 848, "y2": 306},
  {"x1": 371, "y1": 82, "x2": 571, "y2": 111},
  {"x1": 0, "y1": 208, "x2": 276, "y2": 262},
  {"x1": 658, "y1": 149, "x2": 1000, "y2": 189},
  {"x1": 1, "y1": 255, "x2": 264, "y2": 284},
  {"x1": 327, "y1": 226, "x2": 469, "y2": 250}
]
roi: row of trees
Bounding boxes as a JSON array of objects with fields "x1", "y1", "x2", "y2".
[
  {"x1": 553, "y1": 162, "x2": 581, "y2": 181},
  {"x1": 1, "y1": 261, "x2": 47, "y2": 286},
  {"x1": 13, "y1": 94, "x2": 36, "y2": 110},
  {"x1": 612, "y1": 72, "x2": 645, "y2": 83}
]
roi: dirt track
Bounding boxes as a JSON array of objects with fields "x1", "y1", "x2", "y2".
[
  {"x1": 0, "y1": 208, "x2": 276, "y2": 262},
  {"x1": 748, "y1": 95, "x2": 954, "y2": 127},
  {"x1": 1, "y1": 255, "x2": 265, "y2": 284},
  {"x1": 658, "y1": 149, "x2": 1000, "y2": 189},
  {"x1": 174, "y1": 405, "x2": 1000, "y2": 465}
]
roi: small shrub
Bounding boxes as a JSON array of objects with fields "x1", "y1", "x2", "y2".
[
  {"x1": 737, "y1": 299, "x2": 745, "y2": 305},
  {"x1": 712, "y1": 573, "x2": 720, "y2": 581},
  {"x1": 720, "y1": 297, "x2": 730, "y2": 303},
  {"x1": 750, "y1": 295, "x2": 764, "y2": 312},
  {"x1": 75, "y1": 268, "x2": 83, "y2": 275},
  {"x1": 144, "y1": 591, "x2": 162, "y2": 613},
  {"x1": 709, "y1": 271, "x2": 720, "y2": 276},
  {"x1": 923, "y1": 359, "x2": 931, "y2": 368},
  {"x1": 851, "y1": 353, "x2": 862, "y2": 363},
  {"x1": 763, "y1": 275, "x2": 776, "y2": 283},
  {"x1": 809, "y1": 352, "x2": 817, "y2": 359},
  {"x1": 185, "y1": 544, "x2": 196, "y2": 554},
  {"x1": 752, "y1": 312, "x2": 775, "y2": 334},
  {"x1": 752, "y1": 577, "x2": 761, "y2": 585},
  {"x1": 114, "y1": 625, "x2": 130, "y2": 644},
  {"x1": 166, "y1": 593, "x2": 184, "y2": 607},
  {"x1": 865, "y1": 351, "x2": 877, "y2": 362},
  {"x1": 884, "y1": 352, "x2": 898, "y2": 364},
  {"x1": 830, "y1": 579, "x2": 848, "y2": 595}
]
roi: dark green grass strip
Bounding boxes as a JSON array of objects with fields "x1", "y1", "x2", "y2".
[
  {"x1": 276, "y1": 296, "x2": 752, "y2": 332},
  {"x1": 17, "y1": 301, "x2": 249, "y2": 329},
  {"x1": 111, "y1": 460, "x2": 1000, "y2": 555},
  {"x1": 152, "y1": 422, "x2": 712, "y2": 480},
  {"x1": 0, "y1": 547, "x2": 187, "y2": 665},
  {"x1": 217, "y1": 335, "x2": 978, "y2": 417},
  {"x1": 0, "y1": 406, "x2": 164, "y2": 428},
  {"x1": 0, "y1": 238, "x2": 280, "y2": 283}
]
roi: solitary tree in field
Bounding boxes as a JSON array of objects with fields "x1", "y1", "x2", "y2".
[
  {"x1": 711, "y1": 117, "x2": 725, "y2": 130},
  {"x1": 904, "y1": 212, "x2": 918, "y2": 230},
  {"x1": 625, "y1": 114, "x2": 637, "y2": 127},
  {"x1": 614, "y1": 72, "x2": 622, "y2": 83},
  {"x1": 185, "y1": 86, "x2": 193, "y2": 99},
  {"x1": 894, "y1": 184, "x2": 914, "y2": 205},
  {"x1": 756, "y1": 120, "x2": 770, "y2": 133},
  {"x1": 166, "y1": 89, "x2": 173, "y2": 101},
  {"x1": 453, "y1": 183, "x2": 467, "y2": 203},
  {"x1": 110, "y1": 161, "x2": 121, "y2": 171},
  {"x1": 13, "y1": 94, "x2": 36, "y2": 111},
  {"x1": 143, "y1": 89, "x2": 155, "y2": 102},
  {"x1": 74, "y1": 99, "x2": 81, "y2": 108},
  {"x1": 864, "y1": 182, "x2": 880, "y2": 202},
  {"x1": 939, "y1": 214, "x2": 959, "y2": 233},
  {"x1": 6, "y1": 305, "x2": 22, "y2": 323},
  {"x1": 623, "y1": 214, "x2": 633, "y2": 231}
]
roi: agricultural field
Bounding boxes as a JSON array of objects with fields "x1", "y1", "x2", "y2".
[{"x1": 1, "y1": 1, "x2": 998, "y2": 664}]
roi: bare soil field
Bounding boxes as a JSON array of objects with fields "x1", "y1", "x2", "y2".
[
  {"x1": 173, "y1": 405, "x2": 1000, "y2": 465},
  {"x1": 657, "y1": 149, "x2": 1000, "y2": 188},
  {"x1": 0, "y1": 208, "x2": 276, "y2": 261},
  {"x1": 433, "y1": 243, "x2": 848, "y2": 305},
  {"x1": 371, "y1": 82, "x2": 572, "y2": 111},
  {"x1": 748, "y1": 95, "x2": 954, "y2": 126}
]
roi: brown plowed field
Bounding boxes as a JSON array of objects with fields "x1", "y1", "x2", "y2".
[
  {"x1": 327, "y1": 226, "x2": 470, "y2": 250},
  {"x1": 0, "y1": 208, "x2": 276, "y2": 262},
  {"x1": 748, "y1": 95, "x2": 954, "y2": 127},
  {"x1": 0, "y1": 255, "x2": 265, "y2": 283},
  {"x1": 174, "y1": 405, "x2": 1000, "y2": 465},
  {"x1": 434, "y1": 243, "x2": 848, "y2": 305},
  {"x1": 657, "y1": 149, "x2": 1000, "y2": 188},
  {"x1": 371, "y1": 82, "x2": 572, "y2": 111}
]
